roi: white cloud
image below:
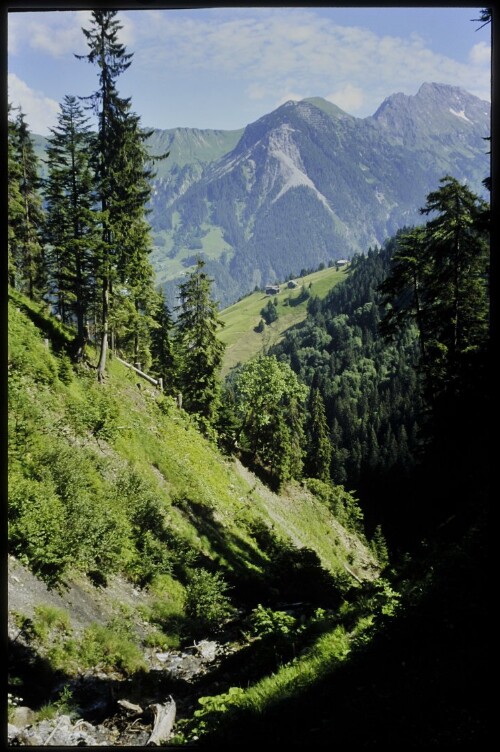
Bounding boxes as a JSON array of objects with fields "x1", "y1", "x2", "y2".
[
  {"x1": 275, "y1": 92, "x2": 304, "y2": 107},
  {"x1": 127, "y1": 7, "x2": 491, "y2": 115},
  {"x1": 326, "y1": 84, "x2": 364, "y2": 114},
  {"x1": 8, "y1": 73, "x2": 60, "y2": 135},
  {"x1": 469, "y1": 41, "x2": 491, "y2": 66},
  {"x1": 8, "y1": 10, "x2": 92, "y2": 58}
]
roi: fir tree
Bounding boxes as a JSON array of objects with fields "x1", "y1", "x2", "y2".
[
  {"x1": 7, "y1": 103, "x2": 24, "y2": 288},
  {"x1": 150, "y1": 288, "x2": 177, "y2": 393},
  {"x1": 175, "y1": 259, "x2": 226, "y2": 423},
  {"x1": 77, "y1": 10, "x2": 162, "y2": 380},
  {"x1": 305, "y1": 386, "x2": 332, "y2": 482},
  {"x1": 44, "y1": 95, "x2": 96, "y2": 346},
  {"x1": 9, "y1": 109, "x2": 45, "y2": 299}
]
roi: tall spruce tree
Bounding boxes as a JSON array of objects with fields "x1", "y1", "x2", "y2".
[
  {"x1": 175, "y1": 259, "x2": 225, "y2": 423},
  {"x1": 305, "y1": 385, "x2": 332, "y2": 482},
  {"x1": 9, "y1": 109, "x2": 45, "y2": 299},
  {"x1": 150, "y1": 288, "x2": 177, "y2": 394},
  {"x1": 44, "y1": 95, "x2": 96, "y2": 345},
  {"x1": 380, "y1": 177, "x2": 489, "y2": 404},
  {"x1": 77, "y1": 10, "x2": 159, "y2": 380},
  {"x1": 8, "y1": 103, "x2": 24, "y2": 288}
]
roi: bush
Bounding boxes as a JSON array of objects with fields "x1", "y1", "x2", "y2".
[
  {"x1": 57, "y1": 354, "x2": 74, "y2": 384},
  {"x1": 260, "y1": 299, "x2": 278, "y2": 325},
  {"x1": 185, "y1": 569, "x2": 234, "y2": 635},
  {"x1": 250, "y1": 604, "x2": 297, "y2": 639},
  {"x1": 8, "y1": 473, "x2": 70, "y2": 585}
]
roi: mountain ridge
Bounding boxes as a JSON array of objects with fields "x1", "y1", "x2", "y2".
[
  {"x1": 31, "y1": 82, "x2": 490, "y2": 308},
  {"x1": 148, "y1": 82, "x2": 489, "y2": 307}
]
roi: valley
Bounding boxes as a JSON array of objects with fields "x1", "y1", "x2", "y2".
[{"x1": 8, "y1": 8, "x2": 490, "y2": 747}]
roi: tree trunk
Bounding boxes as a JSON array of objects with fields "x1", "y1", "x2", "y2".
[
  {"x1": 97, "y1": 275, "x2": 109, "y2": 382},
  {"x1": 147, "y1": 698, "x2": 176, "y2": 746}
]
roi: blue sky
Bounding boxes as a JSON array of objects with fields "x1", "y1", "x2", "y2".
[{"x1": 8, "y1": 6, "x2": 491, "y2": 136}]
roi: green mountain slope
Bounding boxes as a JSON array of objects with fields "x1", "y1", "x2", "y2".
[
  {"x1": 8, "y1": 287, "x2": 376, "y2": 610},
  {"x1": 146, "y1": 127, "x2": 244, "y2": 177},
  {"x1": 218, "y1": 264, "x2": 348, "y2": 375}
]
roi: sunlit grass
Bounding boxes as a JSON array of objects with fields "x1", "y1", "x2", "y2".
[{"x1": 218, "y1": 265, "x2": 348, "y2": 374}]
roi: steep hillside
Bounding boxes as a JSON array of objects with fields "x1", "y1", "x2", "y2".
[
  {"x1": 218, "y1": 264, "x2": 348, "y2": 375},
  {"x1": 8, "y1": 290, "x2": 379, "y2": 738}
]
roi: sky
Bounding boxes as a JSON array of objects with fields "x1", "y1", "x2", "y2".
[{"x1": 7, "y1": 5, "x2": 491, "y2": 136}]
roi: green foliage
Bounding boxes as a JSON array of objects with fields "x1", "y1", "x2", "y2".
[
  {"x1": 231, "y1": 355, "x2": 307, "y2": 487},
  {"x1": 260, "y1": 298, "x2": 278, "y2": 324},
  {"x1": 272, "y1": 240, "x2": 423, "y2": 526},
  {"x1": 184, "y1": 568, "x2": 234, "y2": 635},
  {"x1": 173, "y1": 687, "x2": 245, "y2": 743},
  {"x1": 305, "y1": 386, "x2": 332, "y2": 481},
  {"x1": 79, "y1": 622, "x2": 147, "y2": 675},
  {"x1": 37, "y1": 686, "x2": 77, "y2": 722},
  {"x1": 8, "y1": 108, "x2": 46, "y2": 299},
  {"x1": 370, "y1": 525, "x2": 390, "y2": 568},
  {"x1": 305, "y1": 478, "x2": 365, "y2": 535},
  {"x1": 380, "y1": 177, "x2": 489, "y2": 406},
  {"x1": 57, "y1": 353, "x2": 74, "y2": 384},
  {"x1": 175, "y1": 259, "x2": 226, "y2": 423},
  {"x1": 44, "y1": 95, "x2": 96, "y2": 336},
  {"x1": 250, "y1": 604, "x2": 297, "y2": 639},
  {"x1": 8, "y1": 472, "x2": 70, "y2": 584},
  {"x1": 76, "y1": 10, "x2": 160, "y2": 381}
]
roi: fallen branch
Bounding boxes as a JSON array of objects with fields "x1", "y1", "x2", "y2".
[
  {"x1": 117, "y1": 699, "x2": 143, "y2": 716},
  {"x1": 115, "y1": 356, "x2": 160, "y2": 388},
  {"x1": 147, "y1": 697, "x2": 176, "y2": 746},
  {"x1": 343, "y1": 563, "x2": 362, "y2": 583}
]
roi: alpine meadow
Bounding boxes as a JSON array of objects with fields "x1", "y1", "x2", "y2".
[{"x1": 8, "y1": 7, "x2": 491, "y2": 748}]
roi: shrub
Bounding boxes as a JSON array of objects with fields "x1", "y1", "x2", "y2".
[
  {"x1": 173, "y1": 687, "x2": 245, "y2": 743},
  {"x1": 260, "y1": 299, "x2": 278, "y2": 325},
  {"x1": 249, "y1": 604, "x2": 297, "y2": 639},
  {"x1": 57, "y1": 354, "x2": 74, "y2": 384},
  {"x1": 8, "y1": 473, "x2": 70, "y2": 585},
  {"x1": 185, "y1": 569, "x2": 234, "y2": 635}
]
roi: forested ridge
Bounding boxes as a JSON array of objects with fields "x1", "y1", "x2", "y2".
[{"x1": 8, "y1": 8, "x2": 491, "y2": 748}]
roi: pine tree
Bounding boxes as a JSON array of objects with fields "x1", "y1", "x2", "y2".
[
  {"x1": 420, "y1": 176, "x2": 489, "y2": 398},
  {"x1": 150, "y1": 288, "x2": 177, "y2": 393},
  {"x1": 7, "y1": 103, "x2": 24, "y2": 287},
  {"x1": 380, "y1": 177, "x2": 489, "y2": 403},
  {"x1": 44, "y1": 95, "x2": 97, "y2": 348},
  {"x1": 9, "y1": 109, "x2": 45, "y2": 299},
  {"x1": 77, "y1": 10, "x2": 161, "y2": 380},
  {"x1": 370, "y1": 524, "x2": 389, "y2": 568},
  {"x1": 305, "y1": 386, "x2": 332, "y2": 482},
  {"x1": 175, "y1": 259, "x2": 226, "y2": 423}
]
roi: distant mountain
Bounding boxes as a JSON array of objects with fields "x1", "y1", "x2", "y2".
[
  {"x1": 32, "y1": 82, "x2": 490, "y2": 308},
  {"x1": 148, "y1": 83, "x2": 489, "y2": 307}
]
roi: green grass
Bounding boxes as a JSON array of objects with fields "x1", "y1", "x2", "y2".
[
  {"x1": 241, "y1": 625, "x2": 351, "y2": 714},
  {"x1": 8, "y1": 287, "x2": 370, "y2": 593},
  {"x1": 218, "y1": 265, "x2": 349, "y2": 375}
]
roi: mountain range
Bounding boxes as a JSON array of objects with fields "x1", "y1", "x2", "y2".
[
  {"x1": 146, "y1": 82, "x2": 489, "y2": 307},
  {"x1": 34, "y1": 82, "x2": 490, "y2": 308}
]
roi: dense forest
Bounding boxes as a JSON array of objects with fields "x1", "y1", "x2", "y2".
[{"x1": 8, "y1": 8, "x2": 491, "y2": 748}]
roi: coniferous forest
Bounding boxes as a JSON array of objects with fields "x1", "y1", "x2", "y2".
[{"x1": 8, "y1": 8, "x2": 491, "y2": 748}]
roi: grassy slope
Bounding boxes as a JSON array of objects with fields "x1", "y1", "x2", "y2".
[
  {"x1": 218, "y1": 265, "x2": 349, "y2": 375},
  {"x1": 8, "y1": 289, "x2": 374, "y2": 602}
]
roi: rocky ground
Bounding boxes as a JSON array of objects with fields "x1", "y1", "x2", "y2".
[{"x1": 7, "y1": 555, "x2": 239, "y2": 746}]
